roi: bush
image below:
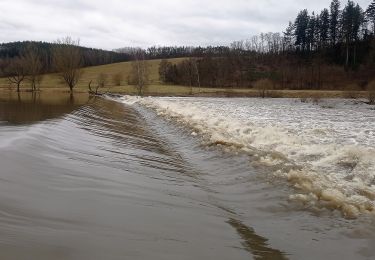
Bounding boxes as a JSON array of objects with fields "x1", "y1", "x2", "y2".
[
  {"x1": 112, "y1": 73, "x2": 123, "y2": 86},
  {"x1": 97, "y1": 73, "x2": 108, "y2": 88},
  {"x1": 367, "y1": 81, "x2": 375, "y2": 104},
  {"x1": 343, "y1": 91, "x2": 359, "y2": 99},
  {"x1": 253, "y1": 79, "x2": 274, "y2": 98}
]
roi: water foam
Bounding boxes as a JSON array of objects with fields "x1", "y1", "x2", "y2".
[{"x1": 121, "y1": 96, "x2": 375, "y2": 218}]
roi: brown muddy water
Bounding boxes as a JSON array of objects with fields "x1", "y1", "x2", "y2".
[{"x1": 0, "y1": 92, "x2": 374, "y2": 260}]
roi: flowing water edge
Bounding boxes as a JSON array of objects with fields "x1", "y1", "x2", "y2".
[
  {"x1": 0, "y1": 92, "x2": 375, "y2": 259},
  {"x1": 121, "y1": 96, "x2": 375, "y2": 218}
]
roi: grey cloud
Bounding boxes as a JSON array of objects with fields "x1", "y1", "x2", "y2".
[{"x1": 0, "y1": 0, "x2": 371, "y2": 50}]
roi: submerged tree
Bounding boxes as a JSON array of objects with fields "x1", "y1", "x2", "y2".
[
  {"x1": 6, "y1": 56, "x2": 27, "y2": 92},
  {"x1": 88, "y1": 73, "x2": 108, "y2": 95},
  {"x1": 23, "y1": 43, "x2": 45, "y2": 91},
  {"x1": 52, "y1": 37, "x2": 83, "y2": 92}
]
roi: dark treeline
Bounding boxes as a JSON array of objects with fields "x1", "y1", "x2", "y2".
[
  {"x1": 155, "y1": 0, "x2": 375, "y2": 90},
  {"x1": 115, "y1": 46, "x2": 231, "y2": 59},
  {"x1": 0, "y1": 41, "x2": 131, "y2": 77}
]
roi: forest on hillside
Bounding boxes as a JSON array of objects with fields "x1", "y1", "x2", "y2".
[
  {"x1": 0, "y1": 41, "x2": 130, "y2": 76},
  {"x1": 154, "y1": 0, "x2": 375, "y2": 91}
]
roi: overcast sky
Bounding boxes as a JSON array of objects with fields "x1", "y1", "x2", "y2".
[{"x1": 0, "y1": 0, "x2": 371, "y2": 50}]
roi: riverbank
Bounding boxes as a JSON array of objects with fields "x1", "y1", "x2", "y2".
[
  {"x1": 0, "y1": 85, "x2": 372, "y2": 99},
  {"x1": 0, "y1": 57, "x2": 373, "y2": 99}
]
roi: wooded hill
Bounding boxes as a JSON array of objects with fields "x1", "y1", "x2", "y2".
[
  {"x1": 154, "y1": 0, "x2": 375, "y2": 91},
  {"x1": 0, "y1": 41, "x2": 131, "y2": 76}
]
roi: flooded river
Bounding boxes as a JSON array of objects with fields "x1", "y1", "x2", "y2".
[{"x1": 0, "y1": 92, "x2": 374, "y2": 260}]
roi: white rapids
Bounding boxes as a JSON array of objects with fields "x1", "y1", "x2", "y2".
[{"x1": 121, "y1": 96, "x2": 375, "y2": 218}]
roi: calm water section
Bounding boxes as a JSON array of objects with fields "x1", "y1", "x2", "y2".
[{"x1": 0, "y1": 92, "x2": 374, "y2": 260}]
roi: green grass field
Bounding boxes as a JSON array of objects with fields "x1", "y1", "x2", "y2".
[
  {"x1": 0, "y1": 58, "x2": 212, "y2": 96},
  {"x1": 0, "y1": 58, "x2": 370, "y2": 99}
]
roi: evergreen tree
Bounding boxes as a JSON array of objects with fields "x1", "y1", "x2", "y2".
[
  {"x1": 366, "y1": 0, "x2": 375, "y2": 34},
  {"x1": 329, "y1": 0, "x2": 341, "y2": 45},
  {"x1": 342, "y1": 1, "x2": 365, "y2": 67},
  {"x1": 294, "y1": 9, "x2": 309, "y2": 51},
  {"x1": 319, "y1": 9, "x2": 330, "y2": 47},
  {"x1": 283, "y1": 21, "x2": 295, "y2": 51},
  {"x1": 307, "y1": 12, "x2": 317, "y2": 51},
  {"x1": 352, "y1": 4, "x2": 365, "y2": 42}
]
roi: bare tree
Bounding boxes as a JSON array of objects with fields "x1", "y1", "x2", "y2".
[
  {"x1": 159, "y1": 59, "x2": 169, "y2": 83},
  {"x1": 52, "y1": 37, "x2": 83, "y2": 92},
  {"x1": 112, "y1": 72, "x2": 123, "y2": 86},
  {"x1": 88, "y1": 73, "x2": 108, "y2": 95},
  {"x1": 23, "y1": 44, "x2": 44, "y2": 91},
  {"x1": 6, "y1": 57, "x2": 27, "y2": 92},
  {"x1": 129, "y1": 49, "x2": 149, "y2": 96},
  {"x1": 192, "y1": 58, "x2": 201, "y2": 92}
]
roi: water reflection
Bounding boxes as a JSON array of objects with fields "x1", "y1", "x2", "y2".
[
  {"x1": 0, "y1": 91, "x2": 89, "y2": 124},
  {"x1": 227, "y1": 218, "x2": 288, "y2": 260},
  {"x1": 68, "y1": 97, "x2": 200, "y2": 181}
]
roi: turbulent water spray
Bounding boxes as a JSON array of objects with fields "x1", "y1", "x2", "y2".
[{"x1": 121, "y1": 96, "x2": 375, "y2": 218}]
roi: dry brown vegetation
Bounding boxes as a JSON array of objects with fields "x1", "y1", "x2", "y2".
[
  {"x1": 253, "y1": 79, "x2": 274, "y2": 98},
  {"x1": 367, "y1": 80, "x2": 375, "y2": 104},
  {"x1": 0, "y1": 57, "x2": 373, "y2": 99},
  {"x1": 112, "y1": 72, "x2": 123, "y2": 86}
]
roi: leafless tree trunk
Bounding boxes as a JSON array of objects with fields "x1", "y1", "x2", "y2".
[
  {"x1": 6, "y1": 57, "x2": 27, "y2": 92},
  {"x1": 130, "y1": 49, "x2": 149, "y2": 96},
  {"x1": 192, "y1": 58, "x2": 200, "y2": 93},
  {"x1": 23, "y1": 44, "x2": 44, "y2": 91},
  {"x1": 52, "y1": 37, "x2": 83, "y2": 92}
]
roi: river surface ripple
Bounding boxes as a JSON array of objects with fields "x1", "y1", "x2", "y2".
[{"x1": 0, "y1": 93, "x2": 374, "y2": 260}]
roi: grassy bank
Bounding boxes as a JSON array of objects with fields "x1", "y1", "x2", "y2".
[{"x1": 0, "y1": 58, "x2": 371, "y2": 99}]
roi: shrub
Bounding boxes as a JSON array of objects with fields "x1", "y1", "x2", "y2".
[
  {"x1": 367, "y1": 81, "x2": 375, "y2": 104},
  {"x1": 253, "y1": 79, "x2": 274, "y2": 98},
  {"x1": 343, "y1": 91, "x2": 359, "y2": 99},
  {"x1": 112, "y1": 72, "x2": 123, "y2": 86}
]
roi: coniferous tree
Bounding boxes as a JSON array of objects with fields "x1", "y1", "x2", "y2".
[
  {"x1": 329, "y1": 0, "x2": 341, "y2": 45},
  {"x1": 342, "y1": 1, "x2": 365, "y2": 68},
  {"x1": 283, "y1": 21, "x2": 295, "y2": 51},
  {"x1": 366, "y1": 0, "x2": 375, "y2": 34},
  {"x1": 307, "y1": 12, "x2": 317, "y2": 51},
  {"x1": 352, "y1": 4, "x2": 365, "y2": 66},
  {"x1": 342, "y1": 1, "x2": 355, "y2": 67},
  {"x1": 294, "y1": 9, "x2": 309, "y2": 51},
  {"x1": 319, "y1": 9, "x2": 330, "y2": 47}
]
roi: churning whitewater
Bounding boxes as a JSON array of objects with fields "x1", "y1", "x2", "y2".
[{"x1": 120, "y1": 96, "x2": 375, "y2": 218}]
